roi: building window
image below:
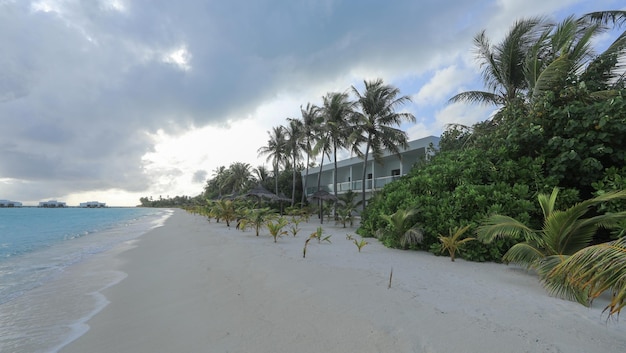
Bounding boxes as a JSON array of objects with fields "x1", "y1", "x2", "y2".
[
  {"x1": 391, "y1": 169, "x2": 400, "y2": 176},
  {"x1": 367, "y1": 173, "x2": 372, "y2": 179}
]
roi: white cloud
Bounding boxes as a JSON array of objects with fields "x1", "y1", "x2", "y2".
[
  {"x1": 434, "y1": 102, "x2": 496, "y2": 131},
  {"x1": 414, "y1": 65, "x2": 474, "y2": 106},
  {"x1": 162, "y1": 45, "x2": 192, "y2": 71}
]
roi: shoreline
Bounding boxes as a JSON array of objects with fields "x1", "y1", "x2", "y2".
[{"x1": 60, "y1": 209, "x2": 626, "y2": 353}]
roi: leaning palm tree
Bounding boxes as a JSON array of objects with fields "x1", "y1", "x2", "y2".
[
  {"x1": 478, "y1": 187, "x2": 626, "y2": 276},
  {"x1": 285, "y1": 118, "x2": 305, "y2": 207},
  {"x1": 543, "y1": 236, "x2": 626, "y2": 318},
  {"x1": 528, "y1": 11, "x2": 626, "y2": 100},
  {"x1": 257, "y1": 126, "x2": 288, "y2": 196},
  {"x1": 321, "y1": 91, "x2": 356, "y2": 203},
  {"x1": 351, "y1": 79, "x2": 416, "y2": 210},
  {"x1": 299, "y1": 103, "x2": 322, "y2": 206},
  {"x1": 449, "y1": 17, "x2": 546, "y2": 107}
]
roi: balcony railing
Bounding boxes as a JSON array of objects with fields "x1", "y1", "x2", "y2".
[{"x1": 306, "y1": 175, "x2": 402, "y2": 195}]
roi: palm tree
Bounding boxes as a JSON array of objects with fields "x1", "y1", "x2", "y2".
[
  {"x1": 213, "y1": 199, "x2": 238, "y2": 227},
  {"x1": 207, "y1": 166, "x2": 227, "y2": 198},
  {"x1": 351, "y1": 78, "x2": 416, "y2": 210},
  {"x1": 257, "y1": 126, "x2": 288, "y2": 196},
  {"x1": 285, "y1": 118, "x2": 305, "y2": 207},
  {"x1": 449, "y1": 17, "x2": 546, "y2": 107},
  {"x1": 312, "y1": 114, "x2": 332, "y2": 207},
  {"x1": 321, "y1": 91, "x2": 356, "y2": 203},
  {"x1": 477, "y1": 187, "x2": 626, "y2": 276},
  {"x1": 222, "y1": 162, "x2": 254, "y2": 194},
  {"x1": 299, "y1": 103, "x2": 322, "y2": 206},
  {"x1": 253, "y1": 165, "x2": 271, "y2": 184},
  {"x1": 528, "y1": 11, "x2": 626, "y2": 100},
  {"x1": 377, "y1": 207, "x2": 423, "y2": 249},
  {"x1": 451, "y1": 11, "x2": 626, "y2": 108}
]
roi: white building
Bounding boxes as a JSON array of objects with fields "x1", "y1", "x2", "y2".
[
  {"x1": 302, "y1": 135, "x2": 439, "y2": 201},
  {"x1": 38, "y1": 200, "x2": 67, "y2": 208},
  {"x1": 0, "y1": 199, "x2": 22, "y2": 207},
  {"x1": 80, "y1": 201, "x2": 106, "y2": 208}
]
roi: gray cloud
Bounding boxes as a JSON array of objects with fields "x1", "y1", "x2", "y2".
[{"x1": 0, "y1": 0, "x2": 604, "y2": 203}]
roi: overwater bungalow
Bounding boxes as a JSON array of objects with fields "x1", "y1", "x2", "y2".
[
  {"x1": 38, "y1": 200, "x2": 67, "y2": 208},
  {"x1": 79, "y1": 201, "x2": 106, "y2": 208},
  {"x1": 0, "y1": 199, "x2": 22, "y2": 207}
]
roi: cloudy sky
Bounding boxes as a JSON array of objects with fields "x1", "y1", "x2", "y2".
[{"x1": 0, "y1": 0, "x2": 623, "y2": 206}]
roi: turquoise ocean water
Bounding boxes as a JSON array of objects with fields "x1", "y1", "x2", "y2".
[{"x1": 0, "y1": 207, "x2": 172, "y2": 352}]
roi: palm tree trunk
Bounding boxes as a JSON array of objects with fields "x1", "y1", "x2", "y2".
[
  {"x1": 361, "y1": 139, "x2": 372, "y2": 211},
  {"x1": 274, "y1": 162, "x2": 279, "y2": 196},
  {"x1": 333, "y1": 142, "x2": 339, "y2": 218},
  {"x1": 291, "y1": 154, "x2": 296, "y2": 207},
  {"x1": 301, "y1": 153, "x2": 310, "y2": 206},
  {"x1": 317, "y1": 152, "x2": 326, "y2": 224}
]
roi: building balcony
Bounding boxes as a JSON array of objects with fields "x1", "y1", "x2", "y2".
[{"x1": 306, "y1": 175, "x2": 403, "y2": 196}]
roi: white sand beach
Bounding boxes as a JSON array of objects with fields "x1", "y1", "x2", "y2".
[{"x1": 60, "y1": 209, "x2": 625, "y2": 353}]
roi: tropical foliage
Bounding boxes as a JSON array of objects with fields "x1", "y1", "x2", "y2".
[
  {"x1": 376, "y1": 207, "x2": 423, "y2": 249},
  {"x1": 477, "y1": 188, "x2": 626, "y2": 274}
]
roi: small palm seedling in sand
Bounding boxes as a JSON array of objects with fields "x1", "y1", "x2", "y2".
[
  {"x1": 354, "y1": 238, "x2": 369, "y2": 252},
  {"x1": 266, "y1": 217, "x2": 288, "y2": 243},
  {"x1": 214, "y1": 199, "x2": 237, "y2": 227},
  {"x1": 438, "y1": 225, "x2": 475, "y2": 261},
  {"x1": 303, "y1": 233, "x2": 316, "y2": 258},
  {"x1": 346, "y1": 234, "x2": 355, "y2": 241},
  {"x1": 244, "y1": 207, "x2": 277, "y2": 236},
  {"x1": 289, "y1": 216, "x2": 303, "y2": 237},
  {"x1": 312, "y1": 226, "x2": 332, "y2": 244},
  {"x1": 303, "y1": 227, "x2": 332, "y2": 258}
]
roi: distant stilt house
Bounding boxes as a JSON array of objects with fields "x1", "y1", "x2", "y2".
[
  {"x1": 302, "y1": 136, "x2": 440, "y2": 203},
  {"x1": 80, "y1": 201, "x2": 106, "y2": 208},
  {"x1": 0, "y1": 199, "x2": 22, "y2": 207},
  {"x1": 38, "y1": 200, "x2": 67, "y2": 208}
]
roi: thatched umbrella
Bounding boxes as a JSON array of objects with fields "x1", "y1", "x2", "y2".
[
  {"x1": 310, "y1": 190, "x2": 338, "y2": 224},
  {"x1": 245, "y1": 184, "x2": 279, "y2": 200}
]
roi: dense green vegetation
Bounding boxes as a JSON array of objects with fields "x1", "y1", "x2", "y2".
[{"x1": 358, "y1": 11, "x2": 626, "y2": 262}]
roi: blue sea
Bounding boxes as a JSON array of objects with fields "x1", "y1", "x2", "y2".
[{"x1": 0, "y1": 207, "x2": 173, "y2": 353}]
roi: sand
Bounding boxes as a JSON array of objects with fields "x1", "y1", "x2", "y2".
[{"x1": 60, "y1": 209, "x2": 625, "y2": 353}]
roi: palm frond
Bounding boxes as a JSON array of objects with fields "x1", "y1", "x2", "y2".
[
  {"x1": 532, "y1": 56, "x2": 573, "y2": 98},
  {"x1": 537, "y1": 187, "x2": 559, "y2": 219},
  {"x1": 502, "y1": 242, "x2": 545, "y2": 268},
  {"x1": 580, "y1": 10, "x2": 626, "y2": 28},
  {"x1": 476, "y1": 214, "x2": 534, "y2": 243},
  {"x1": 543, "y1": 237, "x2": 626, "y2": 316},
  {"x1": 535, "y1": 254, "x2": 570, "y2": 279},
  {"x1": 448, "y1": 90, "x2": 503, "y2": 106},
  {"x1": 400, "y1": 227, "x2": 424, "y2": 248}
]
